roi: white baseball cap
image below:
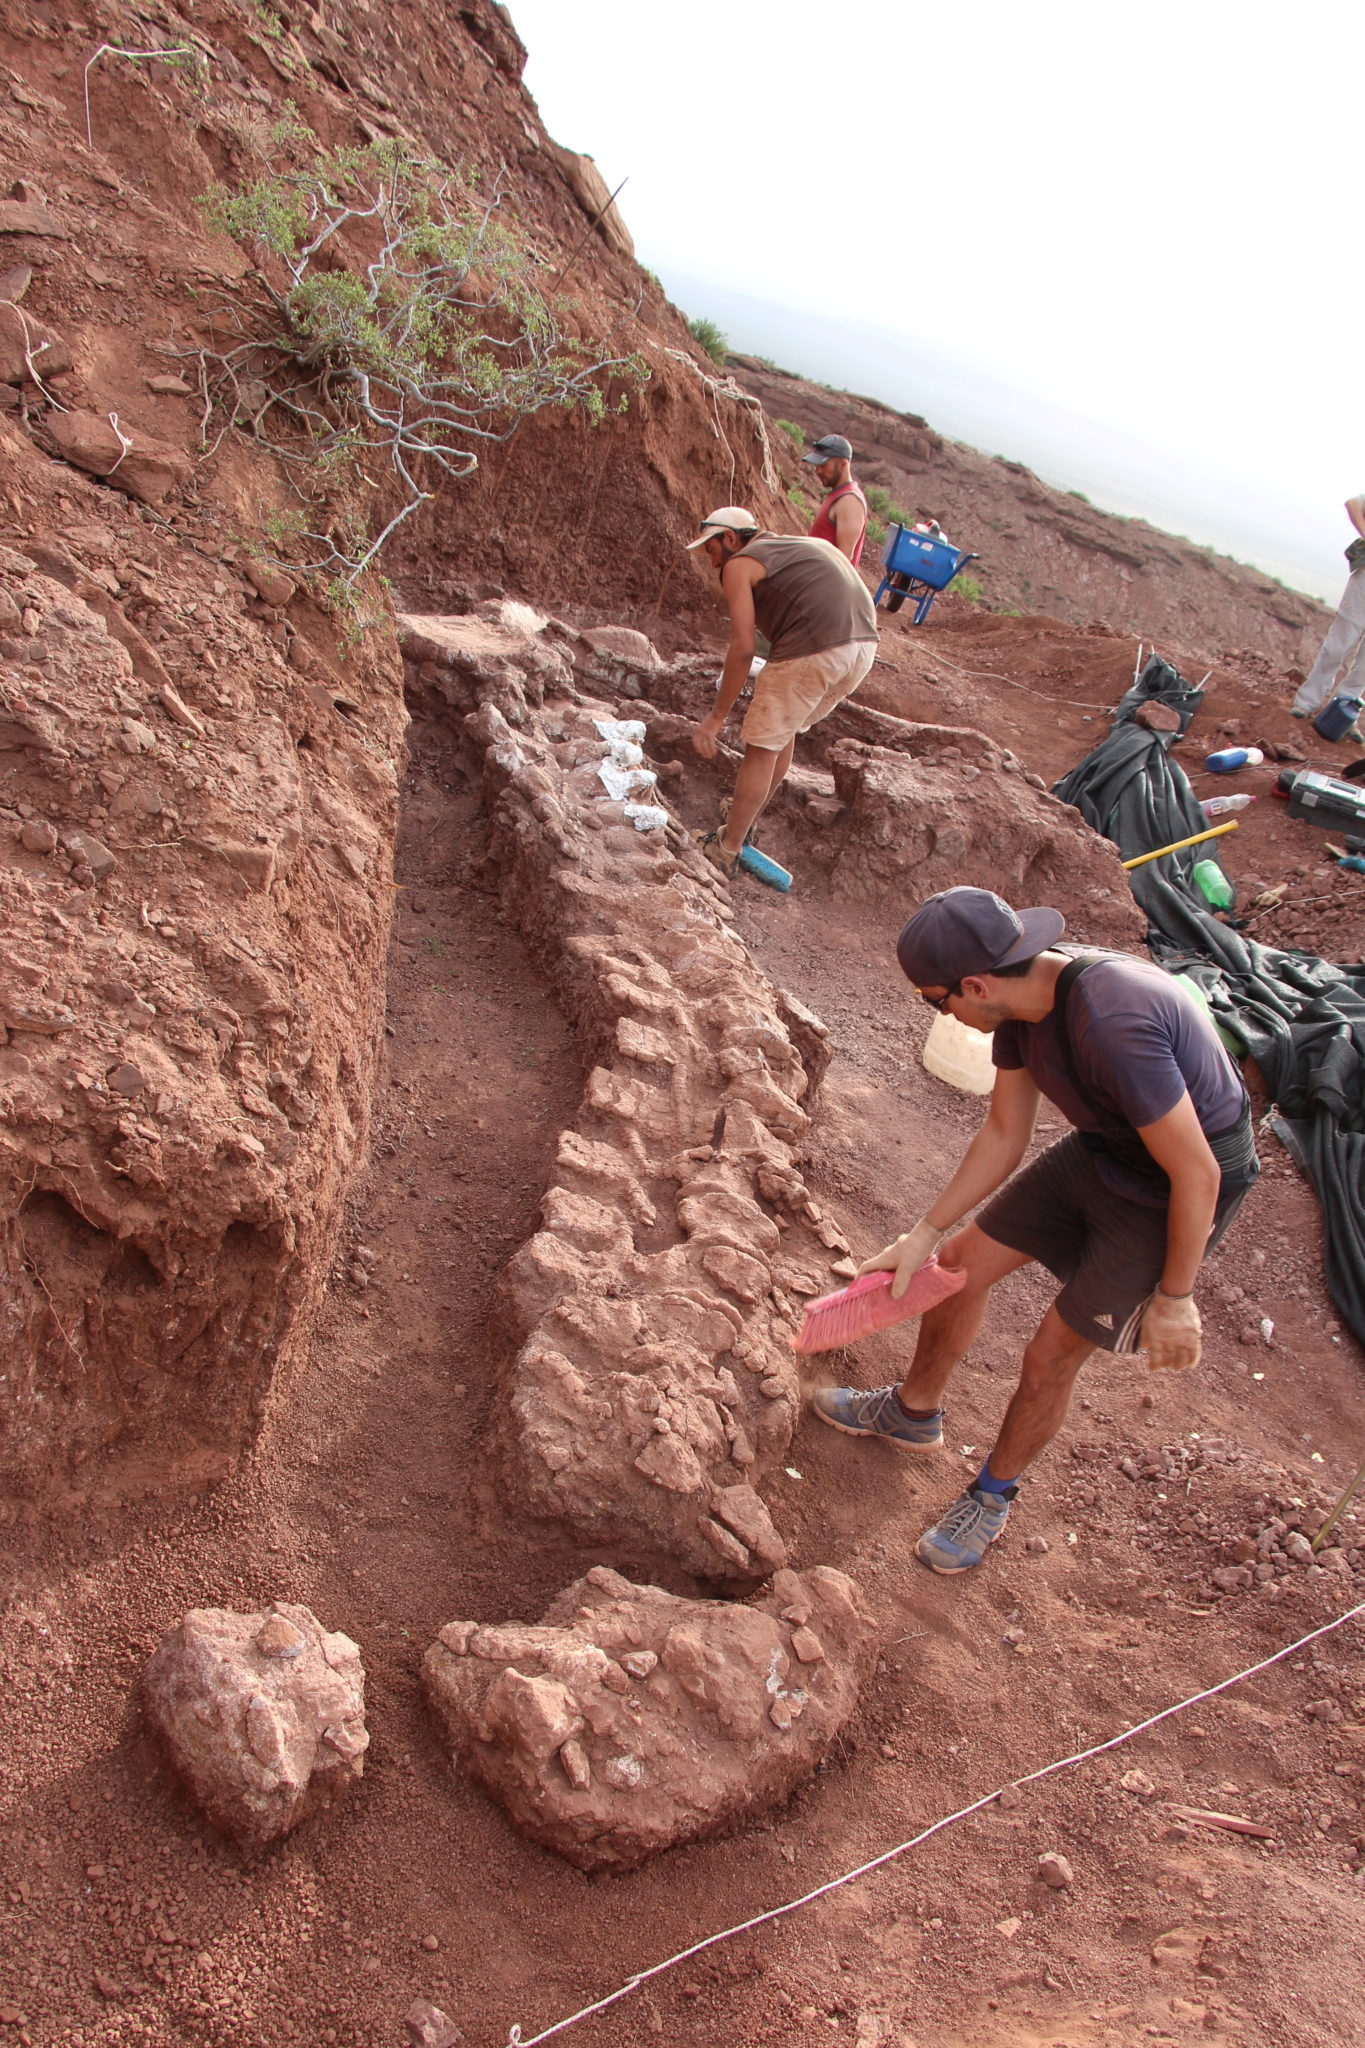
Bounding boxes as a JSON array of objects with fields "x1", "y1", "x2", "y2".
[{"x1": 685, "y1": 505, "x2": 758, "y2": 551}]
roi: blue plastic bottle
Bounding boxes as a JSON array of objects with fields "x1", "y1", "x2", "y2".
[
  {"x1": 1312, "y1": 694, "x2": 1363, "y2": 743},
  {"x1": 737, "y1": 844, "x2": 793, "y2": 892},
  {"x1": 1205, "y1": 746, "x2": 1264, "y2": 773}
]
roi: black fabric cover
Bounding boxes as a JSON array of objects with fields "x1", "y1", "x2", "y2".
[{"x1": 1053, "y1": 659, "x2": 1365, "y2": 1347}]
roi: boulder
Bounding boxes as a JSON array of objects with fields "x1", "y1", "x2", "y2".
[
  {"x1": 820, "y1": 737, "x2": 1146, "y2": 950},
  {"x1": 0, "y1": 302, "x2": 72, "y2": 386},
  {"x1": 144, "y1": 1602, "x2": 368, "y2": 1852},
  {"x1": 46, "y1": 407, "x2": 190, "y2": 504},
  {"x1": 582, "y1": 625, "x2": 661, "y2": 674},
  {"x1": 243, "y1": 560, "x2": 296, "y2": 609},
  {"x1": 422, "y1": 1564, "x2": 875, "y2": 1871}
]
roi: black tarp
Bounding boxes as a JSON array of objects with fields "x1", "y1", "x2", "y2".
[{"x1": 1053, "y1": 657, "x2": 1365, "y2": 1348}]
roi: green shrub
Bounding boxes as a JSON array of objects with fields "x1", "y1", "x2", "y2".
[
  {"x1": 865, "y1": 484, "x2": 916, "y2": 530},
  {"x1": 952, "y1": 573, "x2": 983, "y2": 605},
  {"x1": 191, "y1": 128, "x2": 646, "y2": 587},
  {"x1": 687, "y1": 315, "x2": 728, "y2": 364},
  {"x1": 775, "y1": 419, "x2": 805, "y2": 447}
]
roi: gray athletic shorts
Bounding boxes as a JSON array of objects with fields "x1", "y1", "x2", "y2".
[{"x1": 977, "y1": 1132, "x2": 1251, "y2": 1353}]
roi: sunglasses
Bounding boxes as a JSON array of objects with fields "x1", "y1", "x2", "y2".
[{"x1": 919, "y1": 983, "x2": 963, "y2": 1012}]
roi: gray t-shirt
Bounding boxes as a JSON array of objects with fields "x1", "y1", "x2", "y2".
[{"x1": 992, "y1": 951, "x2": 1244, "y2": 1201}]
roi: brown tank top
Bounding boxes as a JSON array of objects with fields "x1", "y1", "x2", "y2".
[{"x1": 734, "y1": 534, "x2": 878, "y2": 662}]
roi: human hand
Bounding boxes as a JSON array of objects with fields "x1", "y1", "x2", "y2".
[
  {"x1": 1139, "y1": 1290, "x2": 1202, "y2": 1371},
  {"x1": 856, "y1": 1219, "x2": 944, "y2": 1300},
  {"x1": 691, "y1": 715, "x2": 722, "y2": 760}
]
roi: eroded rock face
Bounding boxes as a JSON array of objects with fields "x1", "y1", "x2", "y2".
[
  {"x1": 423, "y1": 1565, "x2": 874, "y2": 1870},
  {"x1": 0, "y1": 517, "x2": 401, "y2": 1492},
  {"x1": 144, "y1": 1602, "x2": 368, "y2": 1852},
  {"x1": 401, "y1": 609, "x2": 846, "y2": 1582}
]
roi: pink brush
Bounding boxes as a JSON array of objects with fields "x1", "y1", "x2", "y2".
[{"x1": 792, "y1": 1260, "x2": 966, "y2": 1355}]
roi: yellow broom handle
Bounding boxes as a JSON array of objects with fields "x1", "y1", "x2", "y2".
[{"x1": 1120, "y1": 819, "x2": 1239, "y2": 871}]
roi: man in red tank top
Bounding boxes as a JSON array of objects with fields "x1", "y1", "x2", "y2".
[{"x1": 805, "y1": 434, "x2": 868, "y2": 567}]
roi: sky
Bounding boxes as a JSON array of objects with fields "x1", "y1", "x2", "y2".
[{"x1": 509, "y1": 0, "x2": 1362, "y2": 603}]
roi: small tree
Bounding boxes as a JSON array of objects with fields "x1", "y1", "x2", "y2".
[{"x1": 188, "y1": 122, "x2": 646, "y2": 591}]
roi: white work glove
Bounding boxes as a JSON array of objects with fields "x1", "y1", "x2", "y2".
[
  {"x1": 1139, "y1": 1289, "x2": 1202, "y2": 1372},
  {"x1": 856, "y1": 1219, "x2": 945, "y2": 1300}
]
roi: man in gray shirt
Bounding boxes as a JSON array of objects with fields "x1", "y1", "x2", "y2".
[
  {"x1": 812, "y1": 887, "x2": 1258, "y2": 1575},
  {"x1": 686, "y1": 505, "x2": 878, "y2": 878}
]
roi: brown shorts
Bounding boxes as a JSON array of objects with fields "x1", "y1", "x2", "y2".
[
  {"x1": 977, "y1": 1132, "x2": 1252, "y2": 1352},
  {"x1": 740, "y1": 639, "x2": 876, "y2": 751}
]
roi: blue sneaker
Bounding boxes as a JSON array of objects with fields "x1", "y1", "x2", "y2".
[
  {"x1": 810, "y1": 1386, "x2": 943, "y2": 1450},
  {"x1": 917, "y1": 1484, "x2": 1017, "y2": 1573}
]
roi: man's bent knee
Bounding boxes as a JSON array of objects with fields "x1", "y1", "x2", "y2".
[{"x1": 937, "y1": 1222, "x2": 1032, "y2": 1292}]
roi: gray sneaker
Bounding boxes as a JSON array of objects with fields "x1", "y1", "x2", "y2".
[
  {"x1": 810, "y1": 1385, "x2": 943, "y2": 1450},
  {"x1": 917, "y1": 1483, "x2": 1017, "y2": 1573}
]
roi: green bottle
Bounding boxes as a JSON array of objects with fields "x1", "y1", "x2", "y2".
[{"x1": 1192, "y1": 858, "x2": 1234, "y2": 910}]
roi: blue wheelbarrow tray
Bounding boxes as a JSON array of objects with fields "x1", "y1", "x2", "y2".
[{"x1": 874, "y1": 525, "x2": 979, "y2": 624}]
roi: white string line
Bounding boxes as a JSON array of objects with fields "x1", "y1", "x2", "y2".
[
  {"x1": 924, "y1": 646, "x2": 1113, "y2": 713},
  {"x1": 505, "y1": 1597, "x2": 1365, "y2": 2046}
]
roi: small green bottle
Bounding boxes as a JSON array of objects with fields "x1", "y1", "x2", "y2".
[{"x1": 1192, "y1": 858, "x2": 1234, "y2": 910}]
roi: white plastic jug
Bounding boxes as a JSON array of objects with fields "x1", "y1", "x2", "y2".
[{"x1": 922, "y1": 1009, "x2": 995, "y2": 1095}]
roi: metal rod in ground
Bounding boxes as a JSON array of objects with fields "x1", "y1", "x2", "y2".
[
  {"x1": 1121, "y1": 818, "x2": 1239, "y2": 871},
  {"x1": 1313, "y1": 1455, "x2": 1365, "y2": 1552}
]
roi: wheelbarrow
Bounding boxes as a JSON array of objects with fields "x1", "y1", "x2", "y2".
[{"x1": 873, "y1": 524, "x2": 979, "y2": 623}]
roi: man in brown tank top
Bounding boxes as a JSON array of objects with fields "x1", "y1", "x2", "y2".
[{"x1": 685, "y1": 505, "x2": 878, "y2": 879}]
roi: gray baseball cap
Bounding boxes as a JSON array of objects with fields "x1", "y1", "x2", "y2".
[
  {"x1": 804, "y1": 434, "x2": 853, "y2": 465},
  {"x1": 896, "y1": 887, "x2": 1064, "y2": 986}
]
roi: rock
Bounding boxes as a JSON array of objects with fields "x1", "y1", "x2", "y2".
[
  {"x1": 59, "y1": 828, "x2": 116, "y2": 879},
  {"x1": 1024, "y1": 1535, "x2": 1050, "y2": 1555},
  {"x1": 0, "y1": 198, "x2": 67, "y2": 237},
  {"x1": 820, "y1": 736, "x2": 1144, "y2": 950},
  {"x1": 18, "y1": 817, "x2": 57, "y2": 853},
  {"x1": 1120, "y1": 1768, "x2": 1156, "y2": 1797},
  {"x1": 0, "y1": 261, "x2": 32, "y2": 301},
  {"x1": 144, "y1": 1602, "x2": 368, "y2": 1852},
  {"x1": 145, "y1": 374, "x2": 193, "y2": 395},
  {"x1": 107, "y1": 1062, "x2": 146, "y2": 1097},
  {"x1": 582, "y1": 625, "x2": 660, "y2": 673},
  {"x1": 46, "y1": 407, "x2": 190, "y2": 504},
  {"x1": 157, "y1": 682, "x2": 205, "y2": 736},
  {"x1": 0, "y1": 302, "x2": 72, "y2": 385},
  {"x1": 1210, "y1": 1565, "x2": 1253, "y2": 1594},
  {"x1": 405, "y1": 1999, "x2": 463, "y2": 2047},
  {"x1": 1284, "y1": 1531, "x2": 1315, "y2": 1566},
  {"x1": 423, "y1": 1564, "x2": 874, "y2": 1871},
  {"x1": 243, "y1": 560, "x2": 296, "y2": 609},
  {"x1": 1036, "y1": 1851, "x2": 1074, "y2": 1889}
]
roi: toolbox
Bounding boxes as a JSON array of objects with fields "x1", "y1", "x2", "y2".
[{"x1": 1278, "y1": 767, "x2": 1365, "y2": 831}]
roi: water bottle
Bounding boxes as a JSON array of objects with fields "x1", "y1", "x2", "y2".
[
  {"x1": 1199, "y1": 793, "x2": 1255, "y2": 819},
  {"x1": 1205, "y1": 746, "x2": 1264, "y2": 773},
  {"x1": 1192, "y1": 859, "x2": 1234, "y2": 909},
  {"x1": 737, "y1": 843, "x2": 792, "y2": 892}
]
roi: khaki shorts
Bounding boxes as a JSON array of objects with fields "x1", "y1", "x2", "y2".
[
  {"x1": 740, "y1": 639, "x2": 876, "y2": 751},
  {"x1": 978, "y1": 1132, "x2": 1253, "y2": 1353}
]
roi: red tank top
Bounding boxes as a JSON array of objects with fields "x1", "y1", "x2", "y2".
[{"x1": 810, "y1": 480, "x2": 868, "y2": 567}]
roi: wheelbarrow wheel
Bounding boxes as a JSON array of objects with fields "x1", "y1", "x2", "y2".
[{"x1": 884, "y1": 571, "x2": 910, "y2": 615}]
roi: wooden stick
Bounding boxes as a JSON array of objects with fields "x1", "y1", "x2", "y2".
[{"x1": 1121, "y1": 819, "x2": 1239, "y2": 870}]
